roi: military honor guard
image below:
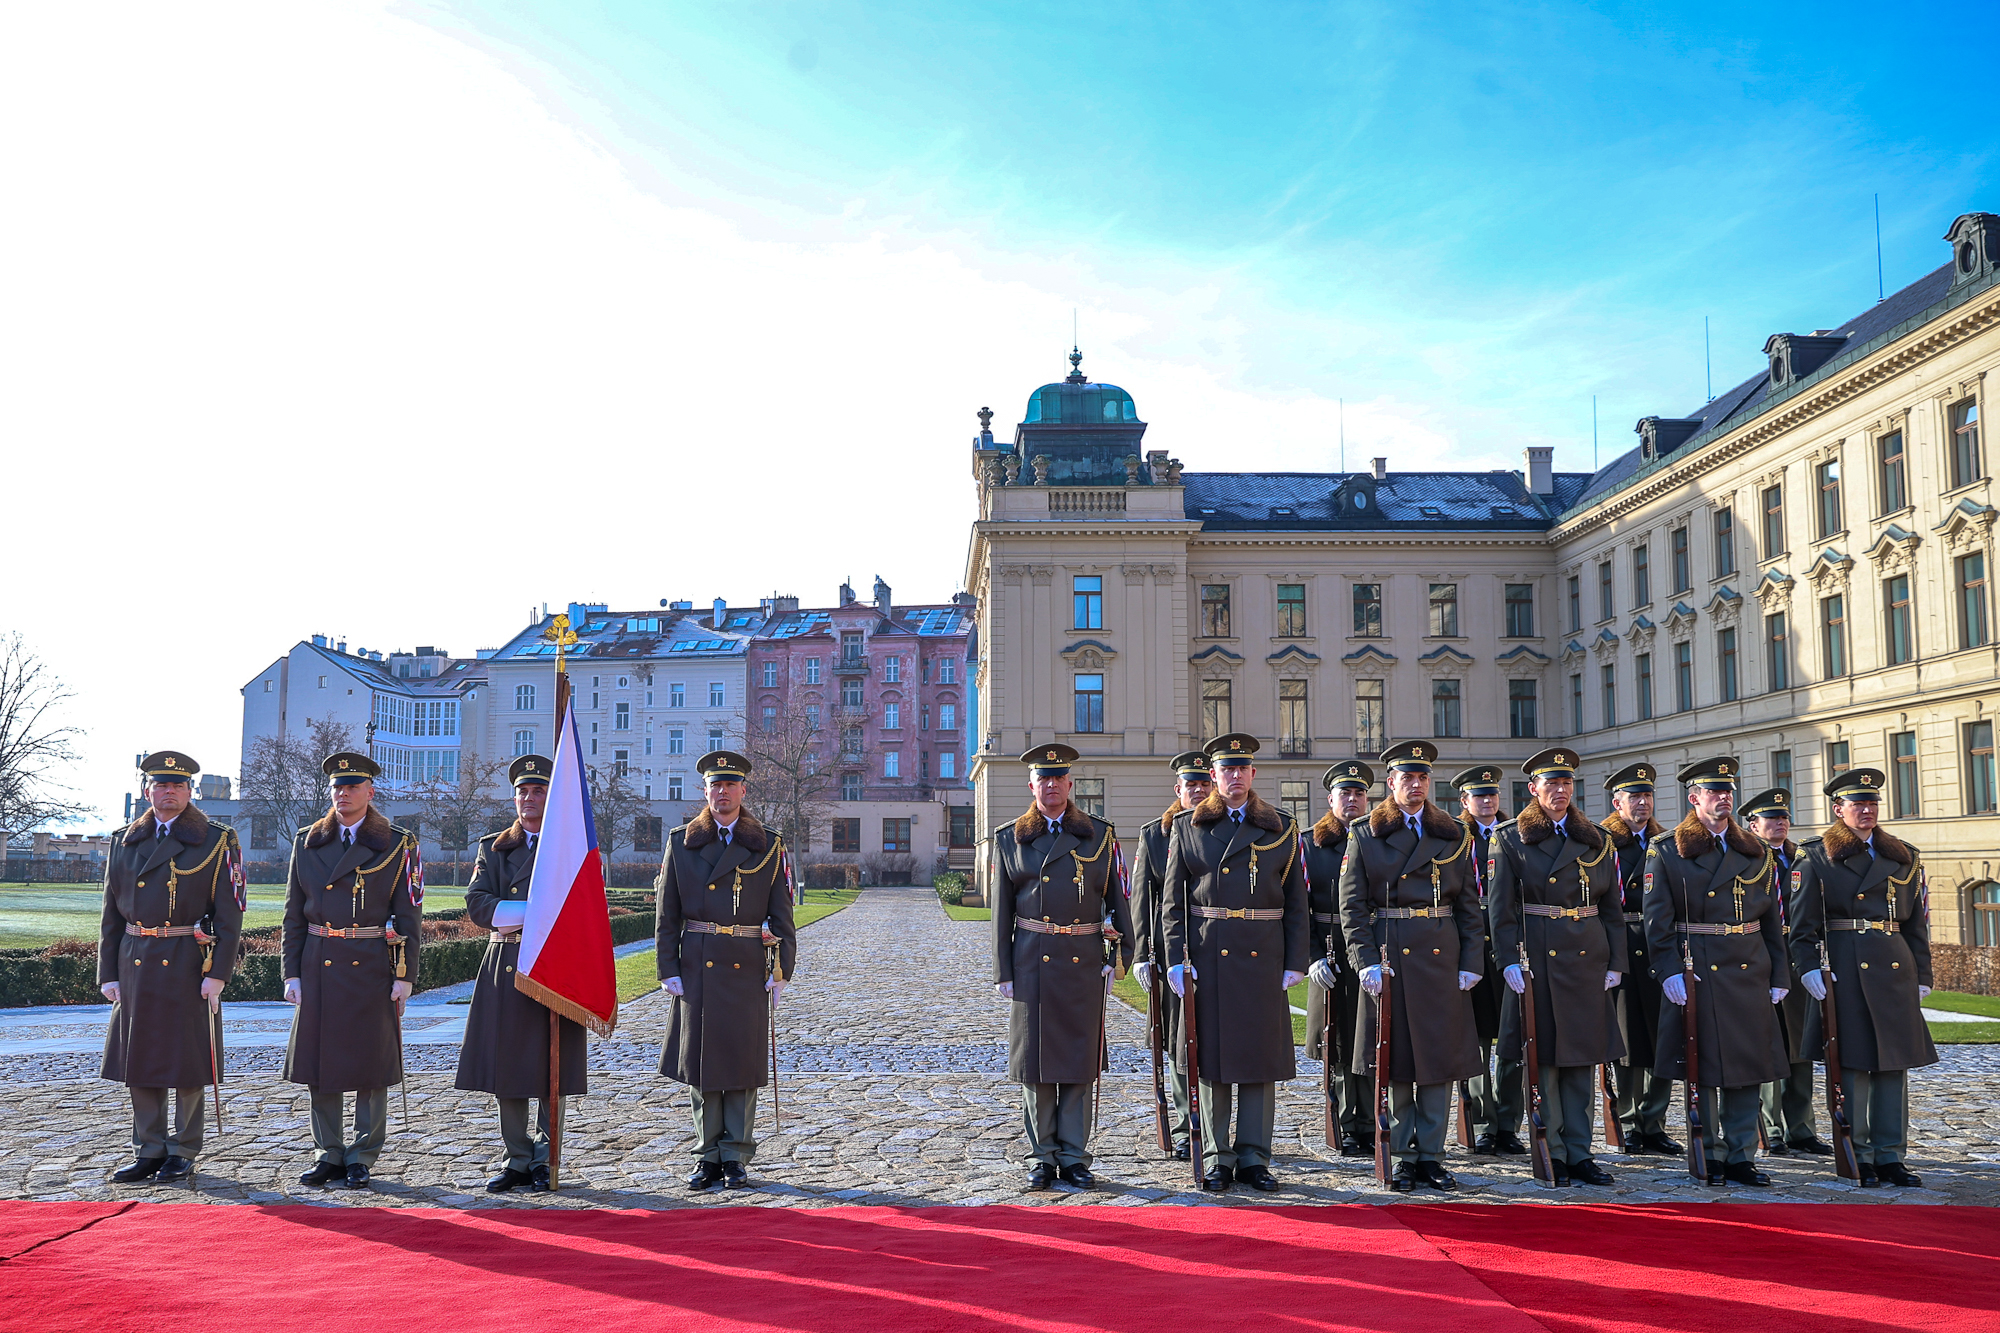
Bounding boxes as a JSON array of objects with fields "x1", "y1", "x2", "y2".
[
  {"x1": 454, "y1": 755, "x2": 587, "y2": 1193},
  {"x1": 1130, "y1": 751, "x2": 1212, "y2": 1161},
  {"x1": 1304, "y1": 760, "x2": 1374, "y2": 1156},
  {"x1": 1450, "y1": 764, "x2": 1522, "y2": 1156},
  {"x1": 1162, "y1": 733, "x2": 1309, "y2": 1192},
  {"x1": 1599, "y1": 762, "x2": 1682, "y2": 1156},
  {"x1": 1336, "y1": 740, "x2": 1484, "y2": 1192},
  {"x1": 1789, "y1": 768, "x2": 1938, "y2": 1187},
  {"x1": 282, "y1": 752, "x2": 422, "y2": 1189},
  {"x1": 1643, "y1": 757, "x2": 1791, "y2": 1186},
  {"x1": 98, "y1": 751, "x2": 245, "y2": 1185},
  {"x1": 992, "y1": 744, "x2": 1134, "y2": 1190},
  {"x1": 1488, "y1": 747, "x2": 1626, "y2": 1186},
  {"x1": 656, "y1": 751, "x2": 798, "y2": 1191},
  {"x1": 1741, "y1": 786, "x2": 1834, "y2": 1159}
]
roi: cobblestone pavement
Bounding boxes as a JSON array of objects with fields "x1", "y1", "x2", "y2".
[{"x1": 4, "y1": 886, "x2": 1997, "y2": 1210}]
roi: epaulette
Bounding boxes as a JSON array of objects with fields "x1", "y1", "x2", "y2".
[
  {"x1": 476, "y1": 829, "x2": 504, "y2": 846},
  {"x1": 389, "y1": 823, "x2": 418, "y2": 842}
]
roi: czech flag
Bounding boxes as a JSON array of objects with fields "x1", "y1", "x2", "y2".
[{"x1": 516, "y1": 691, "x2": 619, "y2": 1036}]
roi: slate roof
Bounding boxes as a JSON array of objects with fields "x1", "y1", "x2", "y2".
[{"x1": 1182, "y1": 469, "x2": 1593, "y2": 531}]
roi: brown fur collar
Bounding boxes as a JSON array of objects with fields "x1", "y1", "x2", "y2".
[
  {"x1": 1514, "y1": 799, "x2": 1604, "y2": 850},
  {"x1": 1162, "y1": 802, "x2": 1187, "y2": 836},
  {"x1": 123, "y1": 803, "x2": 211, "y2": 847},
  {"x1": 1671, "y1": 811, "x2": 1765, "y2": 860},
  {"x1": 685, "y1": 806, "x2": 771, "y2": 854},
  {"x1": 1192, "y1": 790, "x2": 1286, "y2": 832},
  {"x1": 1822, "y1": 819, "x2": 1912, "y2": 866},
  {"x1": 1012, "y1": 801, "x2": 1095, "y2": 844},
  {"x1": 1365, "y1": 798, "x2": 1462, "y2": 841},
  {"x1": 494, "y1": 820, "x2": 534, "y2": 853},
  {"x1": 1598, "y1": 811, "x2": 1665, "y2": 848},
  {"x1": 305, "y1": 805, "x2": 395, "y2": 851},
  {"x1": 1312, "y1": 811, "x2": 1348, "y2": 847}
]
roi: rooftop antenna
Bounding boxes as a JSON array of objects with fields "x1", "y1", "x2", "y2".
[
  {"x1": 1705, "y1": 317, "x2": 1713, "y2": 401},
  {"x1": 1875, "y1": 193, "x2": 1885, "y2": 303},
  {"x1": 1592, "y1": 395, "x2": 1599, "y2": 472},
  {"x1": 1339, "y1": 398, "x2": 1346, "y2": 473}
]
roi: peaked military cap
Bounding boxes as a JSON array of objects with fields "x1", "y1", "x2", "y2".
[
  {"x1": 1825, "y1": 767, "x2": 1886, "y2": 802},
  {"x1": 1204, "y1": 732, "x2": 1260, "y2": 767},
  {"x1": 323, "y1": 751, "x2": 380, "y2": 786},
  {"x1": 509, "y1": 754, "x2": 553, "y2": 787},
  {"x1": 140, "y1": 750, "x2": 199, "y2": 783},
  {"x1": 697, "y1": 750, "x2": 752, "y2": 783},
  {"x1": 1740, "y1": 787, "x2": 1793, "y2": 820},
  {"x1": 1379, "y1": 739, "x2": 1437, "y2": 773},
  {"x1": 1169, "y1": 750, "x2": 1211, "y2": 781},
  {"x1": 1450, "y1": 764, "x2": 1502, "y2": 795},
  {"x1": 1603, "y1": 762, "x2": 1656, "y2": 793},
  {"x1": 1677, "y1": 756, "x2": 1739, "y2": 790},
  {"x1": 1022, "y1": 743, "x2": 1079, "y2": 777},
  {"x1": 1324, "y1": 759, "x2": 1375, "y2": 791},
  {"x1": 1523, "y1": 746, "x2": 1578, "y2": 779}
]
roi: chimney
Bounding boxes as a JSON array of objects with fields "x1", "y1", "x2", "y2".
[
  {"x1": 712, "y1": 597, "x2": 727, "y2": 629},
  {"x1": 839, "y1": 580, "x2": 856, "y2": 607},
  {"x1": 1525, "y1": 446, "x2": 1554, "y2": 495},
  {"x1": 1370, "y1": 457, "x2": 1387, "y2": 481},
  {"x1": 873, "y1": 575, "x2": 892, "y2": 621}
]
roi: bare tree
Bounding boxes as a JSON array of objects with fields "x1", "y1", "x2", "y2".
[
  {"x1": 743, "y1": 696, "x2": 841, "y2": 857},
  {"x1": 408, "y1": 750, "x2": 508, "y2": 886},
  {"x1": 239, "y1": 716, "x2": 356, "y2": 849},
  {"x1": 587, "y1": 761, "x2": 651, "y2": 861},
  {"x1": 0, "y1": 634, "x2": 88, "y2": 840}
]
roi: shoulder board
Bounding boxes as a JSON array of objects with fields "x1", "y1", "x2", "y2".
[
  {"x1": 668, "y1": 823, "x2": 692, "y2": 839},
  {"x1": 477, "y1": 829, "x2": 504, "y2": 846},
  {"x1": 389, "y1": 824, "x2": 418, "y2": 841},
  {"x1": 294, "y1": 824, "x2": 316, "y2": 839},
  {"x1": 1799, "y1": 835, "x2": 1826, "y2": 847}
]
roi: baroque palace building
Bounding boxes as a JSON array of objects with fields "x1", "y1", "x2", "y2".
[{"x1": 965, "y1": 210, "x2": 2000, "y2": 947}]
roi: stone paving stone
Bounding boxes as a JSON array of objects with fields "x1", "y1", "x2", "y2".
[{"x1": 3, "y1": 885, "x2": 1996, "y2": 1210}]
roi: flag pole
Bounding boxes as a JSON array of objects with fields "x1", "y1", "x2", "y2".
[{"x1": 543, "y1": 613, "x2": 578, "y2": 1190}]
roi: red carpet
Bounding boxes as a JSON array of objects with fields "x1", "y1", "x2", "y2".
[{"x1": 0, "y1": 1201, "x2": 1992, "y2": 1332}]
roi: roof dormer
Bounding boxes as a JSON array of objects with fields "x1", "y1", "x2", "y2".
[
  {"x1": 1635, "y1": 416, "x2": 1703, "y2": 463},
  {"x1": 1947, "y1": 212, "x2": 2000, "y2": 289},
  {"x1": 1763, "y1": 332, "x2": 1848, "y2": 391}
]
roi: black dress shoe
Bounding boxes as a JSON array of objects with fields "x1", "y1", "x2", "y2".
[
  {"x1": 1338, "y1": 1134, "x2": 1370, "y2": 1157},
  {"x1": 1706, "y1": 1168, "x2": 1727, "y2": 1186},
  {"x1": 1493, "y1": 1133, "x2": 1528, "y2": 1156},
  {"x1": 1202, "y1": 1166, "x2": 1233, "y2": 1192},
  {"x1": 1473, "y1": 1133, "x2": 1498, "y2": 1154},
  {"x1": 721, "y1": 1161, "x2": 751, "y2": 1189},
  {"x1": 1724, "y1": 1161, "x2": 1771, "y2": 1187},
  {"x1": 1762, "y1": 1142, "x2": 1792, "y2": 1157},
  {"x1": 529, "y1": 1165, "x2": 552, "y2": 1192},
  {"x1": 687, "y1": 1162, "x2": 725, "y2": 1192},
  {"x1": 1876, "y1": 1162, "x2": 1923, "y2": 1188},
  {"x1": 1548, "y1": 1163, "x2": 1571, "y2": 1187},
  {"x1": 1646, "y1": 1132, "x2": 1686, "y2": 1155},
  {"x1": 1024, "y1": 1164, "x2": 1055, "y2": 1192},
  {"x1": 113, "y1": 1157, "x2": 165, "y2": 1184},
  {"x1": 486, "y1": 1168, "x2": 532, "y2": 1193},
  {"x1": 1857, "y1": 1163, "x2": 1880, "y2": 1188},
  {"x1": 1419, "y1": 1162, "x2": 1458, "y2": 1191},
  {"x1": 345, "y1": 1164, "x2": 370, "y2": 1189},
  {"x1": 157, "y1": 1156, "x2": 193, "y2": 1183},
  {"x1": 1570, "y1": 1160, "x2": 1615, "y2": 1187},
  {"x1": 1238, "y1": 1165, "x2": 1281, "y2": 1193},
  {"x1": 1059, "y1": 1164, "x2": 1097, "y2": 1189},
  {"x1": 1170, "y1": 1140, "x2": 1191, "y2": 1161},
  {"x1": 300, "y1": 1161, "x2": 346, "y2": 1188},
  {"x1": 1389, "y1": 1162, "x2": 1418, "y2": 1193},
  {"x1": 1792, "y1": 1136, "x2": 1836, "y2": 1157}
]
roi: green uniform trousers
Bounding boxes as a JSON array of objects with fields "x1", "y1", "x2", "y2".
[
  {"x1": 1198, "y1": 1080, "x2": 1276, "y2": 1172},
  {"x1": 1840, "y1": 1069, "x2": 1908, "y2": 1166},
  {"x1": 1465, "y1": 1043, "x2": 1526, "y2": 1139},
  {"x1": 1698, "y1": 1084, "x2": 1763, "y2": 1166},
  {"x1": 1614, "y1": 1063, "x2": 1675, "y2": 1138},
  {"x1": 1022, "y1": 1082, "x2": 1094, "y2": 1168},
  {"x1": 1332, "y1": 1067, "x2": 1371, "y2": 1141},
  {"x1": 1167, "y1": 1060, "x2": 1191, "y2": 1147},
  {"x1": 1759, "y1": 1062, "x2": 1819, "y2": 1146},
  {"x1": 1536, "y1": 1065, "x2": 1601, "y2": 1167},
  {"x1": 690, "y1": 1088, "x2": 759, "y2": 1164},
  {"x1": 1388, "y1": 1081, "x2": 1452, "y2": 1164},
  {"x1": 497, "y1": 1096, "x2": 562, "y2": 1172},
  {"x1": 129, "y1": 1087, "x2": 204, "y2": 1161},
  {"x1": 310, "y1": 1088, "x2": 388, "y2": 1168}
]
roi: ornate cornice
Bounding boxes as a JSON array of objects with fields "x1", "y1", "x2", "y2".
[
  {"x1": 1752, "y1": 570, "x2": 1795, "y2": 613},
  {"x1": 1705, "y1": 586, "x2": 1744, "y2": 625},
  {"x1": 1865, "y1": 524, "x2": 1923, "y2": 574},
  {"x1": 1803, "y1": 550, "x2": 1853, "y2": 595},
  {"x1": 1935, "y1": 499, "x2": 1998, "y2": 555}
]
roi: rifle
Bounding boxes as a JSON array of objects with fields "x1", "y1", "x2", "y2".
[
  {"x1": 1819, "y1": 943, "x2": 1860, "y2": 1180},
  {"x1": 1148, "y1": 957, "x2": 1172, "y2": 1152},
  {"x1": 1322, "y1": 958, "x2": 1339, "y2": 1149},
  {"x1": 1373, "y1": 963, "x2": 1394, "y2": 1189},
  {"x1": 1516, "y1": 943, "x2": 1555, "y2": 1184},
  {"x1": 1093, "y1": 923, "x2": 1119, "y2": 1134},
  {"x1": 1681, "y1": 939, "x2": 1708, "y2": 1181},
  {"x1": 200, "y1": 931, "x2": 224, "y2": 1138},
  {"x1": 1600, "y1": 1062, "x2": 1624, "y2": 1151},
  {"x1": 1182, "y1": 961, "x2": 1205, "y2": 1190},
  {"x1": 765, "y1": 930, "x2": 783, "y2": 1134}
]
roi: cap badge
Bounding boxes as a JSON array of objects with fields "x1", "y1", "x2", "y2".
[
  {"x1": 1719, "y1": 763, "x2": 1731, "y2": 775},
  {"x1": 1556, "y1": 753, "x2": 1568, "y2": 765},
  {"x1": 1046, "y1": 750, "x2": 1058, "y2": 761},
  {"x1": 163, "y1": 757, "x2": 177, "y2": 768},
  {"x1": 1861, "y1": 773, "x2": 1876, "y2": 786},
  {"x1": 338, "y1": 759, "x2": 350, "y2": 771},
  {"x1": 1230, "y1": 739, "x2": 1243, "y2": 751}
]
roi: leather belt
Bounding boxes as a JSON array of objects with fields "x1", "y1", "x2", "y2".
[
  {"x1": 308, "y1": 924, "x2": 386, "y2": 939},
  {"x1": 1015, "y1": 918, "x2": 1101, "y2": 936},
  {"x1": 489, "y1": 930, "x2": 522, "y2": 942},
  {"x1": 1524, "y1": 904, "x2": 1598, "y2": 920},
  {"x1": 1372, "y1": 907, "x2": 1440, "y2": 920},
  {"x1": 1676, "y1": 920, "x2": 1762, "y2": 936},
  {"x1": 1829, "y1": 918, "x2": 1900, "y2": 933},
  {"x1": 683, "y1": 921, "x2": 763, "y2": 937},
  {"x1": 1311, "y1": 912, "x2": 1336, "y2": 923},
  {"x1": 1194, "y1": 906, "x2": 1285, "y2": 921},
  {"x1": 124, "y1": 923, "x2": 202, "y2": 938}
]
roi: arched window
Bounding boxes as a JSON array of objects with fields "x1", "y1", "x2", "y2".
[
  {"x1": 516, "y1": 683, "x2": 536, "y2": 711},
  {"x1": 1973, "y1": 882, "x2": 2000, "y2": 948},
  {"x1": 513, "y1": 729, "x2": 535, "y2": 757}
]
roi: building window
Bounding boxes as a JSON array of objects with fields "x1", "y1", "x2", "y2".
[
  {"x1": 833, "y1": 818, "x2": 860, "y2": 853},
  {"x1": 762, "y1": 662, "x2": 778, "y2": 687},
  {"x1": 804, "y1": 659, "x2": 821, "y2": 685},
  {"x1": 1352, "y1": 583, "x2": 1382, "y2": 636},
  {"x1": 1772, "y1": 749, "x2": 1792, "y2": 795},
  {"x1": 1671, "y1": 526, "x2": 1691, "y2": 593},
  {"x1": 949, "y1": 805, "x2": 975, "y2": 848},
  {"x1": 1815, "y1": 459, "x2": 1843, "y2": 538},
  {"x1": 1633, "y1": 544, "x2": 1651, "y2": 607},
  {"x1": 1431, "y1": 678, "x2": 1461, "y2": 739},
  {"x1": 1714, "y1": 507, "x2": 1736, "y2": 577},
  {"x1": 1355, "y1": 679, "x2": 1386, "y2": 755},
  {"x1": 1201, "y1": 585, "x2": 1232, "y2": 637},
  {"x1": 513, "y1": 729, "x2": 535, "y2": 757},
  {"x1": 840, "y1": 678, "x2": 863, "y2": 708},
  {"x1": 515, "y1": 684, "x2": 535, "y2": 711},
  {"x1": 612, "y1": 749, "x2": 629, "y2": 778},
  {"x1": 668, "y1": 728, "x2": 685, "y2": 755},
  {"x1": 938, "y1": 703, "x2": 957, "y2": 731},
  {"x1": 1508, "y1": 679, "x2": 1538, "y2": 739},
  {"x1": 317, "y1": 675, "x2": 327, "y2": 689},
  {"x1": 1070, "y1": 777, "x2": 1105, "y2": 818},
  {"x1": 761, "y1": 706, "x2": 777, "y2": 733},
  {"x1": 1073, "y1": 576, "x2": 1103, "y2": 630},
  {"x1": 1276, "y1": 583, "x2": 1307, "y2": 637},
  {"x1": 669, "y1": 683, "x2": 685, "y2": 708},
  {"x1": 262, "y1": 679, "x2": 273, "y2": 693},
  {"x1": 939, "y1": 751, "x2": 956, "y2": 779},
  {"x1": 1885, "y1": 575, "x2": 1913, "y2": 665},
  {"x1": 1597, "y1": 561, "x2": 1614, "y2": 622},
  {"x1": 1892, "y1": 731, "x2": 1919, "y2": 818},
  {"x1": 1279, "y1": 779, "x2": 1311, "y2": 827},
  {"x1": 1505, "y1": 584, "x2": 1535, "y2": 637},
  {"x1": 1279, "y1": 679, "x2": 1309, "y2": 755},
  {"x1": 1820, "y1": 594, "x2": 1848, "y2": 678},
  {"x1": 614, "y1": 703, "x2": 630, "y2": 730},
  {"x1": 645, "y1": 690, "x2": 654, "y2": 706},
  {"x1": 709, "y1": 682, "x2": 725, "y2": 707},
  {"x1": 1566, "y1": 575, "x2": 1582, "y2": 632},
  {"x1": 633, "y1": 816, "x2": 662, "y2": 853},
  {"x1": 1073, "y1": 674, "x2": 1105, "y2": 733},
  {"x1": 591, "y1": 691, "x2": 600, "y2": 710},
  {"x1": 1762, "y1": 484, "x2": 1785, "y2": 560},
  {"x1": 804, "y1": 705, "x2": 820, "y2": 732},
  {"x1": 1958, "y1": 553, "x2": 1990, "y2": 649},
  {"x1": 1718, "y1": 627, "x2": 1739, "y2": 703},
  {"x1": 1968, "y1": 721, "x2": 1996, "y2": 815},
  {"x1": 883, "y1": 702, "x2": 901, "y2": 730},
  {"x1": 940, "y1": 657, "x2": 956, "y2": 684},
  {"x1": 882, "y1": 818, "x2": 911, "y2": 853},
  {"x1": 1878, "y1": 431, "x2": 1906, "y2": 513},
  {"x1": 1600, "y1": 663, "x2": 1617, "y2": 728},
  {"x1": 668, "y1": 775, "x2": 684, "y2": 802},
  {"x1": 1512, "y1": 780, "x2": 1532, "y2": 815},
  {"x1": 884, "y1": 655, "x2": 901, "y2": 683},
  {"x1": 1569, "y1": 673, "x2": 1584, "y2": 733},
  {"x1": 1429, "y1": 583, "x2": 1459, "y2": 637},
  {"x1": 841, "y1": 727, "x2": 863, "y2": 757},
  {"x1": 645, "y1": 737, "x2": 654, "y2": 755},
  {"x1": 706, "y1": 728, "x2": 723, "y2": 753},
  {"x1": 1950, "y1": 398, "x2": 1982, "y2": 489},
  {"x1": 1975, "y1": 883, "x2": 2000, "y2": 948},
  {"x1": 1766, "y1": 612, "x2": 1790, "y2": 690},
  {"x1": 842, "y1": 632, "x2": 863, "y2": 663},
  {"x1": 883, "y1": 750, "x2": 901, "y2": 779},
  {"x1": 1674, "y1": 641, "x2": 1694, "y2": 712},
  {"x1": 1200, "y1": 679, "x2": 1232, "y2": 740},
  {"x1": 1827, "y1": 740, "x2": 1850, "y2": 778},
  {"x1": 1636, "y1": 653, "x2": 1654, "y2": 720},
  {"x1": 841, "y1": 773, "x2": 863, "y2": 802}
]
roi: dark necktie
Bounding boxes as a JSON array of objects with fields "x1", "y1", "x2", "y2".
[
  {"x1": 1232, "y1": 810, "x2": 1244, "y2": 825},
  {"x1": 722, "y1": 828, "x2": 732, "y2": 847},
  {"x1": 1405, "y1": 816, "x2": 1419, "y2": 836},
  {"x1": 342, "y1": 828, "x2": 354, "y2": 847},
  {"x1": 527, "y1": 832, "x2": 538, "y2": 850},
  {"x1": 156, "y1": 823, "x2": 167, "y2": 840}
]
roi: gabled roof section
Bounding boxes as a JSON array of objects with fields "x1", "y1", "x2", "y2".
[
  {"x1": 1182, "y1": 469, "x2": 1592, "y2": 532},
  {"x1": 1342, "y1": 644, "x2": 1398, "y2": 664}
]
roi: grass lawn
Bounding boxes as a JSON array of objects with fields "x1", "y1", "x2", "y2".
[
  {"x1": 941, "y1": 901, "x2": 991, "y2": 922},
  {"x1": 1925, "y1": 989, "x2": 2000, "y2": 1018},
  {"x1": 0, "y1": 882, "x2": 468, "y2": 950},
  {"x1": 613, "y1": 888, "x2": 860, "y2": 1003},
  {"x1": 1931, "y1": 1021, "x2": 2000, "y2": 1044},
  {"x1": 1108, "y1": 968, "x2": 1311, "y2": 1044}
]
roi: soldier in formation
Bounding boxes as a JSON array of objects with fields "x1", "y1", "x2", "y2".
[
  {"x1": 1130, "y1": 750, "x2": 1212, "y2": 1161},
  {"x1": 1304, "y1": 760, "x2": 1373, "y2": 1156},
  {"x1": 1740, "y1": 786, "x2": 1834, "y2": 1159},
  {"x1": 1598, "y1": 762, "x2": 1680, "y2": 1156},
  {"x1": 1450, "y1": 764, "x2": 1519, "y2": 1156}
]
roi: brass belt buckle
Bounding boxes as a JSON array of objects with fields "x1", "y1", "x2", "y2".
[{"x1": 1225, "y1": 907, "x2": 1246, "y2": 919}]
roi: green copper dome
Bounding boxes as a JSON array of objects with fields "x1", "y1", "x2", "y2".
[{"x1": 1022, "y1": 349, "x2": 1138, "y2": 425}]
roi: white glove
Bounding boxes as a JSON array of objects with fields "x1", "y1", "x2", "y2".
[
  {"x1": 391, "y1": 979, "x2": 412, "y2": 1016},
  {"x1": 490, "y1": 901, "x2": 528, "y2": 930},
  {"x1": 1503, "y1": 964, "x2": 1526, "y2": 994},
  {"x1": 100, "y1": 982, "x2": 121, "y2": 1004},
  {"x1": 1919, "y1": 984, "x2": 1932, "y2": 1001},
  {"x1": 201, "y1": 978, "x2": 225, "y2": 1012},
  {"x1": 1282, "y1": 970, "x2": 1305, "y2": 989},
  {"x1": 1604, "y1": 971, "x2": 1622, "y2": 991},
  {"x1": 1360, "y1": 964, "x2": 1386, "y2": 995},
  {"x1": 995, "y1": 981, "x2": 1014, "y2": 1000},
  {"x1": 766, "y1": 976, "x2": 786, "y2": 1007},
  {"x1": 1308, "y1": 958, "x2": 1339, "y2": 991},
  {"x1": 1133, "y1": 960, "x2": 1156, "y2": 989},
  {"x1": 660, "y1": 976, "x2": 685, "y2": 997},
  {"x1": 1168, "y1": 964, "x2": 1194, "y2": 997},
  {"x1": 1457, "y1": 971, "x2": 1480, "y2": 991},
  {"x1": 283, "y1": 978, "x2": 301, "y2": 1006},
  {"x1": 1662, "y1": 974, "x2": 1687, "y2": 1006},
  {"x1": 1769, "y1": 988, "x2": 1788, "y2": 1005},
  {"x1": 1801, "y1": 969, "x2": 1826, "y2": 1002}
]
